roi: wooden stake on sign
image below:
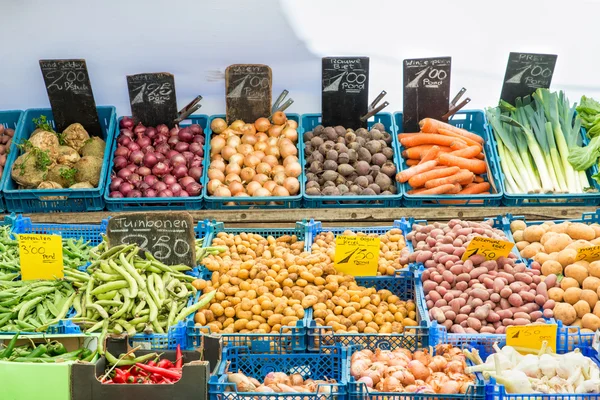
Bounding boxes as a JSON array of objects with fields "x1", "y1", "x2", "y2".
[
  {"x1": 403, "y1": 57, "x2": 451, "y2": 133},
  {"x1": 127, "y1": 72, "x2": 178, "y2": 128},
  {"x1": 106, "y1": 211, "x2": 196, "y2": 267},
  {"x1": 321, "y1": 57, "x2": 369, "y2": 130},
  {"x1": 225, "y1": 64, "x2": 272, "y2": 124},
  {"x1": 500, "y1": 52, "x2": 557, "y2": 106},
  {"x1": 39, "y1": 59, "x2": 102, "y2": 136}
]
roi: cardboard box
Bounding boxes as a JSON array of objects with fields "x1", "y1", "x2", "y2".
[
  {"x1": 71, "y1": 335, "x2": 221, "y2": 400},
  {"x1": 0, "y1": 334, "x2": 98, "y2": 400}
]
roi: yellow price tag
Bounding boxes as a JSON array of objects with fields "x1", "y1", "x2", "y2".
[
  {"x1": 506, "y1": 324, "x2": 557, "y2": 353},
  {"x1": 576, "y1": 245, "x2": 600, "y2": 262},
  {"x1": 461, "y1": 236, "x2": 514, "y2": 261},
  {"x1": 18, "y1": 234, "x2": 64, "y2": 281},
  {"x1": 334, "y1": 235, "x2": 380, "y2": 276}
]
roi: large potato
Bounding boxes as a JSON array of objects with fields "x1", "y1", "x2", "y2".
[
  {"x1": 554, "y1": 303, "x2": 577, "y2": 325},
  {"x1": 543, "y1": 233, "x2": 572, "y2": 254},
  {"x1": 523, "y1": 225, "x2": 545, "y2": 243},
  {"x1": 564, "y1": 264, "x2": 588, "y2": 285},
  {"x1": 541, "y1": 260, "x2": 563, "y2": 276},
  {"x1": 582, "y1": 313, "x2": 600, "y2": 331},
  {"x1": 567, "y1": 223, "x2": 596, "y2": 241}
]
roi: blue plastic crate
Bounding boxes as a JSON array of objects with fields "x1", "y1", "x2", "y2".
[
  {"x1": 486, "y1": 345, "x2": 600, "y2": 400},
  {"x1": 394, "y1": 110, "x2": 503, "y2": 207},
  {"x1": 3, "y1": 107, "x2": 116, "y2": 213},
  {"x1": 188, "y1": 220, "x2": 311, "y2": 352},
  {"x1": 104, "y1": 115, "x2": 208, "y2": 211},
  {"x1": 345, "y1": 344, "x2": 485, "y2": 400},
  {"x1": 301, "y1": 112, "x2": 403, "y2": 208},
  {"x1": 557, "y1": 322, "x2": 595, "y2": 353},
  {"x1": 129, "y1": 319, "x2": 187, "y2": 350},
  {"x1": 209, "y1": 345, "x2": 346, "y2": 400},
  {"x1": 495, "y1": 123, "x2": 600, "y2": 206},
  {"x1": 0, "y1": 110, "x2": 24, "y2": 213},
  {"x1": 306, "y1": 269, "x2": 430, "y2": 352},
  {"x1": 10, "y1": 214, "x2": 107, "y2": 246},
  {"x1": 202, "y1": 114, "x2": 303, "y2": 209}
]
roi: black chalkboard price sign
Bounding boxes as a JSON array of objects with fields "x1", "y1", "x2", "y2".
[
  {"x1": 500, "y1": 52, "x2": 557, "y2": 105},
  {"x1": 321, "y1": 57, "x2": 369, "y2": 129},
  {"x1": 225, "y1": 64, "x2": 272, "y2": 124},
  {"x1": 127, "y1": 72, "x2": 178, "y2": 128},
  {"x1": 403, "y1": 57, "x2": 451, "y2": 133},
  {"x1": 107, "y1": 212, "x2": 196, "y2": 267},
  {"x1": 39, "y1": 59, "x2": 102, "y2": 136}
]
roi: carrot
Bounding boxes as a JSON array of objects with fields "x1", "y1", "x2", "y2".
[
  {"x1": 424, "y1": 169, "x2": 474, "y2": 189},
  {"x1": 406, "y1": 159, "x2": 419, "y2": 166},
  {"x1": 449, "y1": 140, "x2": 469, "y2": 151},
  {"x1": 437, "y1": 153, "x2": 487, "y2": 175},
  {"x1": 437, "y1": 128, "x2": 483, "y2": 149},
  {"x1": 408, "y1": 166, "x2": 460, "y2": 188},
  {"x1": 400, "y1": 134, "x2": 463, "y2": 148},
  {"x1": 407, "y1": 187, "x2": 429, "y2": 194},
  {"x1": 396, "y1": 160, "x2": 438, "y2": 183},
  {"x1": 418, "y1": 183, "x2": 461, "y2": 195},
  {"x1": 449, "y1": 145, "x2": 482, "y2": 159},
  {"x1": 418, "y1": 145, "x2": 441, "y2": 165},
  {"x1": 458, "y1": 174, "x2": 475, "y2": 186},
  {"x1": 402, "y1": 145, "x2": 451, "y2": 159},
  {"x1": 398, "y1": 133, "x2": 420, "y2": 140},
  {"x1": 419, "y1": 118, "x2": 485, "y2": 145},
  {"x1": 457, "y1": 182, "x2": 490, "y2": 194},
  {"x1": 474, "y1": 175, "x2": 484, "y2": 183}
]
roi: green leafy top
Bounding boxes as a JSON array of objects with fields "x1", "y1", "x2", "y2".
[
  {"x1": 59, "y1": 167, "x2": 77, "y2": 186},
  {"x1": 16, "y1": 140, "x2": 52, "y2": 173},
  {"x1": 32, "y1": 115, "x2": 65, "y2": 145}
]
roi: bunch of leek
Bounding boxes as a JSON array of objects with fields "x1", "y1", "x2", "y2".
[{"x1": 486, "y1": 88, "x2": 592, "y2": 194}]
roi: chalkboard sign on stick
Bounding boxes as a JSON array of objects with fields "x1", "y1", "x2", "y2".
[
  {"x1": 127, "y1": 72, "x2": 178, "y2": 128},
  {"x1": 403, "y1": 57, "x2": 451, "y2": 133},
  {"x1": 107, "y1": 212, "x2": 196, "y2": 267},
  {"x1": 39, "y1": 59, "x2": 102, "y2": 136},
  {"x1": 322, "y1": 57, "x2": 369, "y2": 129},
  {"x1": 500, "y1": 52, "x2": 557, "y2": 105},
  {"x1": 225, "y1": 64, "x2": 272, "y2": 124}
]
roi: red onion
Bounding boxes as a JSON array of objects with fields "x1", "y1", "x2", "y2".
[
  {"x1": 127, "y1": 142, "x2": 141, "y2": 152},
  {"x1": 127, "y1": 190, "x2": 142, "y2": 198},
  {"x1": 155, "y1": 153, "x2": 166, "y2": 163},
  {"x1": 188, "y1": 167, "x2": 203, "y2": 181},
  {"x1": 190, "y1": 124, "x2": 203, "y2": 135},
  {"x1": 128, "y1": 173, "x2": 142, "y2": 184},
  {"x1": 113, "y1": 156, "x2": 128, "y2": 170},
  {"x1": 134, "y1": 123, "x2": 146, "y2": 135},
  {"x1": 120, "y1": 117, "x2": 134, "y2": 130},
  {"x1": 144, "y1": 175, "x2": 158, "y2": 186},
  {"x1": 178, "y1": 127, "x2": 194, "y2": 143},
  {"x1": 170, "y1": 183, "x2": 182, "y2": 195},
  {"x1": 179, "y1": 176, "x2": 195, "y2": 188},
  {"x1": 138, "y1": 182, "x2": 150, "y2": 191},
  {"x1": 190, "y1": 158, "x2": 203, "y2": 168},
  {"x1": 152, "y1": 162, "x2": 169, "y2": 177},
  {"x1": 143, "y1": 152, "x2": 158, "y2": 168},
  {"x1": 156, "y1": 124, "x2": 169, "y2": 135},
  {"x1": 153, "y1": 181, "x2": 167, "y2": 192},
  {"x1": 167, "y1": 136, "x2": 179, "y2": 146},
  {"x1": 182, "y1": 151, "x2": 195, "y2": 163},
  {"x1": 118, "y1": 136, "x2": 132, "y2": 147},
  {"x1": 175, "y1": 141, "x2": 189, "y2": 153},
  {"x1": 163, "y1": 175, "x2": 177, "y2": 186},
  {"x1": 138, "y1": 166, "x2": 151, "y2": 176},
  {"x1": 155, "y1": 144, "x2": 170, "y2": 155},
  {"x1": 158, "y1": 189, "x2": 174, "y2": 197},
  {"x1": 110, "y1": 177, "x2": 124, "y2": 192},
  {"x1": 172, "y1": 164, "x2": 188, "y2": 179},
  {"x1": 170, "y1": 154, "x2": 186, "y2": 167},
  {"x1": 129, "y1": 150, "x2": 144, "y2": 165},
  {"x1": 179, "y1": 191, "x2": 189, "y2": 197},
  {"x1": 186, "y1": 182, "x2": 202, "y2": 196},
  {"x1": 121, "y1": 128, "x2": 134, "y2": 138},
  {"x1": 114, "y1": 147, "x2": 130, "y2": 158},
  {"x1": 126, "y1": 164, "x2": 137, "y2": 172},
  {"x1": 143, "y1": 188, "x2": 157, "y2": 198},
  {"x1": 145, "y1": 127, "x2": 157, "y2": 139},
  {"x1": 154, "y1": 134, "x2": 168, "y2": 145},
  {"x1": 141, "y1": 145, "x2": 155, "y2": 153},
  {"x1": 189, "y1": 142, "x2": 203, "y2": 155},
  {"x1": 110, "y1": 191, "x2": 124, "y2": 198},
  {"x1": 136, "y1": 136, "x2": 151, "y2": 148},
  {"x1": 166, "y1": 150, "x2": 180, "y2": 159},
  {"x1": 192, "y1": 135, "x2": 205, "y2": 144},
  {"x1": 119, "y1": 182, "x2": 134, "y2": 195},
  {"x1": 170, "y1": 126, "x2": 180, "y2": 137}
]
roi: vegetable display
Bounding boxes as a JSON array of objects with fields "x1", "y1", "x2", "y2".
[
  {"x1": 100, "y1": 345, "x2": 184, "y2": 384},
  {"x1": 409, "y1": 219, "x2": 551, "y2": 334},
  {"x1": 0, "y1": 124, "x2": 15, "y2": 180},
  {"x1": 311, "y1": 228, "x2": 409, "y2": 276},
  {"x1": 10, "y1": 117, "x2": 105, "y2": 190},
  {"x1": 303, "y1": 123, "x2": 397, "y2": 196},
  {"x1": 109, "y1": 117, "x2": 205, "y2": 198},
  {"x1": 0, "y1": 332, "x2": 95, "y2": 363},
  {"x1": 350, "y1": 344, "x2": 475, "y2": 394},
  {"x1": 197, "y1": 230, "x2": 417, "y2": 334},
  {"x1": 74, "y1": 244, "x2": 215, "y2": 337},
  {"x1": 487, "y1": 89, "x2": 594, "y2": 195},
  {"x1": 510, "y1": 219, "x2": 600, "y2": 331},
  {"x1": 207, "y1": 112, "x2": 301, "y2": 199},
  {"x1": 397, "y1": 118, "x2": 492, "y2": 196},
  {"x1": 226, "y1": 371, "x2": 338, "y2": 393},
  {"x1": 465, "y1": 342, "x2": 600, "y2": 394}
]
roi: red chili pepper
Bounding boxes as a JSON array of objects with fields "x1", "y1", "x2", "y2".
[
  {"x1": 147, "y1": 360, "x2": 157, "y2": 367},
  {"x1": 135, "y1": 363, "x2": 181, "y2": 381},
  {"x1": 175, "y1": 344, "x2": 183, "y2": 369},
  {"x1": 136, "y1": 377, "x2": 146, "y2": 384},
  {"x1": 157, "y1": 359, "x2": 175, "y2": 369}
]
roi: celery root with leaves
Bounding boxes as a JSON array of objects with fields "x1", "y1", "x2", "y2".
[{"x1": 486, "y1": 88, "x2": 594, "y2": 195}]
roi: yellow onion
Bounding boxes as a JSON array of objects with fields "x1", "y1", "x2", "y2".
[
  {"x1": 225, "y1": 163, "x2": 241, "y2": 176},
  {"x1": 246, "y1": 181, "x2": 262, "y2": 196},
  {"x1": 208, "y1": 168, "x2": 225, "y2": 182},
  {"x1": 230, "y1": 120, "x2": 244, "y2": 131},
  {"x1": 255, "y1": 117, "x2": 271, "y2": 133},
  {"x1": 272, "y1": 111, "x2": 287, "y2": 125},
  {"x1": 210, "y1": 118, "x2": 227, "y2": 134},
  {"x1": 240, "y1": 167, "x2": 256, "y2": 182}
]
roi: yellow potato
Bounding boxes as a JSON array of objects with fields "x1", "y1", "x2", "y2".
[
  {"x1": 557, "y1": 249, "x2": 577, "y2": 268},
  {"x1": 564, "y1": 287, "x2": 583, "y2": 305},
  {"x1": 581, "y1": 289, "x2": 598, "y2": 309},
  {"x1": 574, "y1": 300, "x2": 591, "y2": 319},
  {"x1": 542, "y1": 260, "x2": 563, "y2": 276},
  {"x1": 582, "y1": 313, "x2": 600, "y2": 331},
  {"x1": 567, "y1": 223, "x2": 596, "y2": 241},
  {"x1": 523, "y1": 225, "x2": 545, "y2": 243},
  {"x1": 548, "y1": 287, "x2": 565, "y2": 302},
  {"x1": 564, "y1": 264, "x2": 589, "y2": 285},
  {"x1": 561, "y1": 277, "x2": 580, "y2": 290}
]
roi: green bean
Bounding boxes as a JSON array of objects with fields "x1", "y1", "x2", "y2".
[
  {"x1": 91, "y1": 280, "x2": 129, "y2": 296},
  {"x1": 147, "y1": 274, "x2": 162, "y2": 309},
  {"x1": 86, "y1": 304, "x2": 108, "y2": 319},
  {"x1": 153, "y1": 273, "x2": 165, "y2": 301},
  {"x1": 109, "y1": 296, "x2": 130, "y2": 320},
  {"x1": 18, "y1": 297, "x2": 44, "y2": 320},
  {"x1": 119, "y1": 254, "x2": 146, "y2": 291},
  {"x1": 92, "y1": 271, "x2": 122, "y2": 282},
  {"x1": 96, "y1": 290, "x2": 118, "y2": 301},
  {"x1": 108, "y1": 260, "x2": 137, "y2": 299},
  {"x1": 86, "y1": 320, "x2": 104, "y2": 334},
  {"x1": 174, "y1": 290, "x2": 217, "y2": 324}
]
